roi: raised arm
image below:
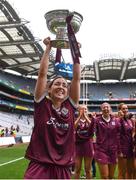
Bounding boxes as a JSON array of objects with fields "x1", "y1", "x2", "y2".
[
  {"x1": 74, "y1": 106, "x2": 84, "y2": 129},
  {"x1": 83, "y1": 113, "x2": 91, "y2": 124},
  {"x1": 69, "y1": 63, "x2": 81, "y2": 105},
  {"x1": 34, "y1": 37, "x2": 51, "y2": 102}
]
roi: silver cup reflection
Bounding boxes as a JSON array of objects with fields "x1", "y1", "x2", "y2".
[{"x1": 44, "y1": 9, "x2": 83, "y2": 49}]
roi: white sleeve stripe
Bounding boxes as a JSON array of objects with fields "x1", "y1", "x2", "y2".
[{"x1": 34, "y1": 92, "x2": 47, "y2": 103}]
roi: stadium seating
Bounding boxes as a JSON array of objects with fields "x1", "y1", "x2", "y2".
[{"x1": 0, "y1": 111, "x2": 33, "y2": 136}]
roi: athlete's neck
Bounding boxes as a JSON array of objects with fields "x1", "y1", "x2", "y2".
[
  {"x1": 52, "y1": 100, "x2": 62, "y2": 109},
  {"x1": 102, "y1": 114, "x2": 110, "y2": 122}
]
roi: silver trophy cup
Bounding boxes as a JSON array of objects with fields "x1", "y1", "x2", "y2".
[{"x1": 44, "y1": 9, "x2": 83, "y2": 49}]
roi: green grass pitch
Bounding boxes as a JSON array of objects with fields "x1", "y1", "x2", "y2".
[{"x1": 0, "y1": 143, "x2": 118, "y2": 179}]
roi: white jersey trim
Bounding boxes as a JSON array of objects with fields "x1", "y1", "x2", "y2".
[{"x1": 34, "y1": 93, "x2": 77, "y2": 109}]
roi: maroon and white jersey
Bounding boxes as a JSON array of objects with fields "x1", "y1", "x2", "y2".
[
  {"x1": 95, "y1": 115, "x2": 120, "y2": 154},
  {"x1": 25, "y1": 96, "x2": 76, "y2": 166},
  {"x1": 94, "y1": 115, "x2": 121, "y2": 164}
]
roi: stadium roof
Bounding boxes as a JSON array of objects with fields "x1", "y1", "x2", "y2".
[
  {"x1": 0, "y1": 0, "x2": 55, "y2": 78},
  {"x1": 81, "y1": 58, "x2": 136, "y2": 81},
  {"x1": 0, "y1": 0, "x2": 136, "y2": 82}
]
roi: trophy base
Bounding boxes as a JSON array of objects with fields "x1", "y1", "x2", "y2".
[{"x1": 51, "y1": 40, "x2": 70, "y2": 49}]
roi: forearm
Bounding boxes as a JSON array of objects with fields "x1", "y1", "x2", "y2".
[
  {"x1": 69, "y1": 63, "x2": 81, "y2": 104},
  {"x1": 72, "y1": 63, "x2": 81, "y2": 81},
  {"x1": 38, "y1": 46, "x2": 50, "y2": 78},
  {"x1": 82, "y1": 113, "x2": 91, "y2": 123},
  {"x1": 74, "y1": 115, "x2": 82, "y2": 129},
  {"x1": 85, "y1": 116, "x2": 91, "y2": 124},
  {"x1": 34, "y1": 37, "x2": 51, "y2": 101}
]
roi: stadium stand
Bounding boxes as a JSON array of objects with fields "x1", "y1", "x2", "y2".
[
  {"x1": 0, "y1": 111, "x2": 33, "y2": 135},
  {"x1": 80, "y1": 81, "x2": 136, "y2": 112},
  {"x1": 0, "y1": 70, "x2": 35, "y2": 94},
  {"x1": 81, "y1": 82, "x2": 136, "y2": 100}
]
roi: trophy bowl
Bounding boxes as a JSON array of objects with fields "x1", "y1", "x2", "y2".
[{"x1": 44, "y1": 9, "x2": 83, "y2": 49}]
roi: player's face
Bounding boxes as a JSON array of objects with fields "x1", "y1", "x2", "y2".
[
  {"x1": 121, "y1": 104, "x2": 128, "y2": 116},
  {"x1": 83, "y1": 106, "x2": 88, "y2": 114},
  {"x1": 101, "y1": 103, "x2": 111, "y2": 116},
  {"x1": 79, "y1": 105, "x2": 88, "y2": 114},
  {"x1": 49, "y1": 78, "x2": 68, "y2": 101}
]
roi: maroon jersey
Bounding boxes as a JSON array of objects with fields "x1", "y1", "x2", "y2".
[
  {"x1": 134, "y1": 133, "x2": 136, "y2": 157},
  {"x1": 75, "y1": 118, "x2": 94, "y2": 142},
  {"x1": 25, "y1": 96, "x2": 76, "y2": 166},
  {"x1": 75, "y1": 118, "x2": 94, "y2": 157},
  {"x1": 95, "y1": 115, "x2": 120, "y2": 150},
  {"x1": 94, "y1": 115, "x2": 120, "y2": 164},
  {"x1": 119, "y1": 117, "x2": 134, "y2": 158},
  {"x1": 134, "y1": 121, "x2": 136, "y2": 157}
]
